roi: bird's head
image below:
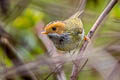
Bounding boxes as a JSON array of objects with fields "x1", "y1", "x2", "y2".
[
  {"x1": 41, "y1": 21, "x2": 65, "y2": 34},
  {"x1": 41, "y1": 20, "x2": 84, "y2": 51}
]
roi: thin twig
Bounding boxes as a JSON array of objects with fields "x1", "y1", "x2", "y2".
[
  {"x1": 70, "y1": 0, "x2": 118, "y2": 80},
  {"x1": 78, "y1": 59, "x2": 88, "y2": 74},
  {"x1": 44, "y1": 62, "x2": 65, "y2": 80},
  {"x1": 36, "y1": 22, "x2": 66, "y2": 80}
]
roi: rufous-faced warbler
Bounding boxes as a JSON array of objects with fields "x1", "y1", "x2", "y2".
[{"x1": 41, "y1": 11, "x2": 88, "y2": 51}]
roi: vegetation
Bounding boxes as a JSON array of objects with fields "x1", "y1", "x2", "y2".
[{"x1": 0, "y1": 0, "x2": 120, "y2": 80}]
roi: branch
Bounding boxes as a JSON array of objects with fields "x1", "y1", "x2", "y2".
[
  {"x1": 1, "y1": 0, "x2": 30, "y2": 24},
  {"x1": 35, "y1": 22, "x2": 66, "y2": 80},
  {"x1": 0, "y1": 26, "x2": 37, "y2": 80},
  {"x1": 70, "y1": 0, "x2": 118, "y2": 80},
  {"x1": 107, "y1": 61, "x2": 120, "y2": 80},
  {"x1": 0, "y1": 0, "x2": 9, "y2": 15}
]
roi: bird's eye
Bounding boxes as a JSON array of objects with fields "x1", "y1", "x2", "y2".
[{"x1": 52, "y1": 27, "x2": 56, "y2": 31}]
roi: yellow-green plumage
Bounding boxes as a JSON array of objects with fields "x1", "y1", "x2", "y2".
[
  {"x1": 57, "y1": 15, "x2": 84, "y2": 51},
  {"x1": 43, "y1": 11, "x2": 85, "y2": 51},
  {"x1": 64, "y1": 18, "x2": 83, "y2": 32}
]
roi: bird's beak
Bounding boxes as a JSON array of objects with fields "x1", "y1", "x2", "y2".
[{"x1": 41, "y1": 31, "x2": 48, "y2": 34}]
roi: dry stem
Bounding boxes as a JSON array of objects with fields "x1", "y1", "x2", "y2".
[{"x1": 70, "y1": 0, "x2": 118, "y2": 80}]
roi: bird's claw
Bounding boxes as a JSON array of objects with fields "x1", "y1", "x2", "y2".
[{"x1": 84, "y1": 36, "x2": 90, "y2": 42}]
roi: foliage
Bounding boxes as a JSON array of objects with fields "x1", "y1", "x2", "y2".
[{"x1": 0, "y1": 0, "x2": 120, "y2": 80}]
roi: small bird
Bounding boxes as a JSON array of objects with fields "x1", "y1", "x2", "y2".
[{"x1": 41, "y1": 11, "x2": 88, "y2": 51}]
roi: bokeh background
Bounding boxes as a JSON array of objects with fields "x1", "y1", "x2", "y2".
[{"x1": 0, "y1": 0, "x2": 120, "y2": 80}]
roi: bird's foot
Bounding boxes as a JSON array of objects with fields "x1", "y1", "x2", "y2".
[{"x1": 84, "y1": 36, "x2": 90, "y2": 42}]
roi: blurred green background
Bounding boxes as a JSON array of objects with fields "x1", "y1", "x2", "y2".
[{"x1": 0, "y1": 0, "x2": 120, "y2": 80}]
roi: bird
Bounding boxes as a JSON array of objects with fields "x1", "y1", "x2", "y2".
[{"x1": 41, "y1": 11, "x2": 89, "y2": 51}]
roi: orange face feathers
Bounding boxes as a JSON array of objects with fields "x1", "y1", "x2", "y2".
[{"x1": 41, "y1": 21, "x2": 65, "y2": 34}]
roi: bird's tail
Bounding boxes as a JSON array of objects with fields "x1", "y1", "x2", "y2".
[{"x1": 70, "y1": 10, "x2": 84, "y2": 18}]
